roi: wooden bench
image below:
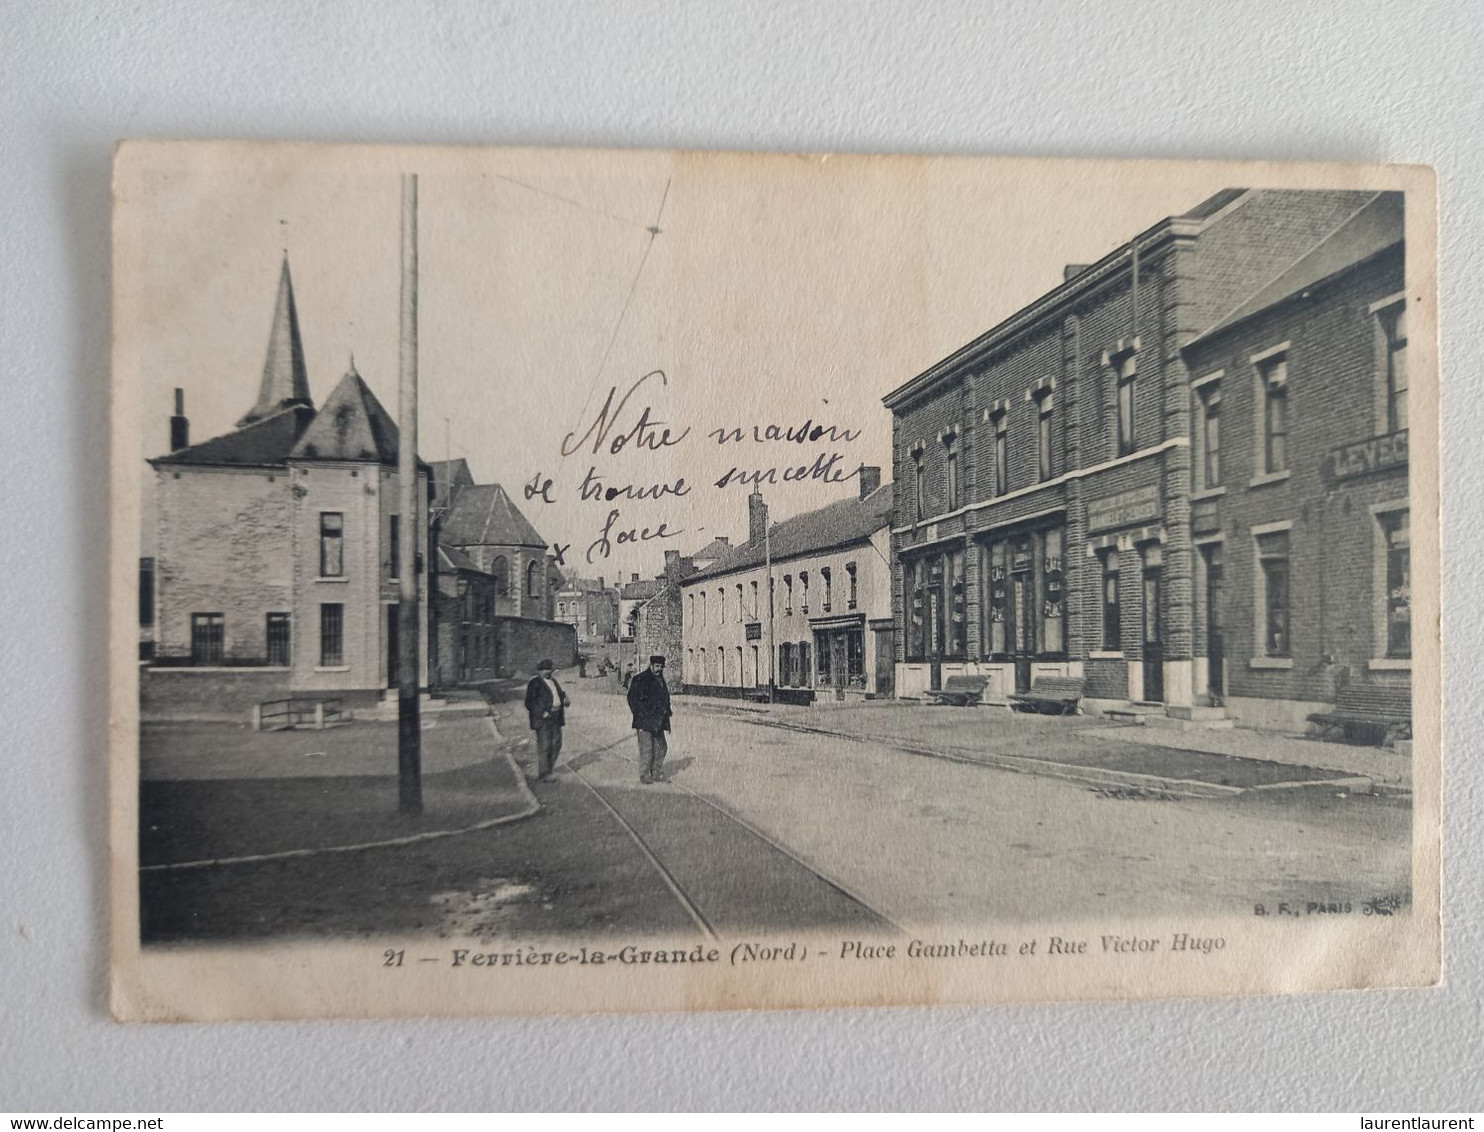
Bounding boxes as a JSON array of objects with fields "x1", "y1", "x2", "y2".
[
  {"x1": 1307, "y1": 684, "x2": 1412, "y2": 746},
  {"x1": 1009, "y1": 676, "x2": 1085, "y2": 715},
  {"x1": 254, "y1": 697, "x2": 345, "y2": 731},
  {"x1": 924, "y1": 675, "x2": 990, "y2": 707}
]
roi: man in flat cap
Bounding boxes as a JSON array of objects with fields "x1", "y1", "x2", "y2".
[
  {"x1": 626, "y1": 654, "x2": 673, "y2": 784},
  {"x1": 524, "y1": 659, "x2": 570, "y2": 782}
]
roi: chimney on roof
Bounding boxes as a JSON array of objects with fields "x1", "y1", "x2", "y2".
[
  {"x1": 1063, "y1": 264, "x2": 1092, "y2": 283},
  {"x1": 858, "y1": 464, "x2": 882, "y2": 500},
  {"x1": 631, "y1": 573, "x2": 639, "y2": 583},
  {"x1": 598, "y1": 576, "x2": 605, "y2": 591},
  {"x1": 748, "y1": 488, "x2": 768, "y2": 547},
  {"x1": 169, "y1": 388, "x2": 189, "y2": 452}
]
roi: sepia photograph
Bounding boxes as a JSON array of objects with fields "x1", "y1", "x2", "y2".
[{"x1": 110, "y1": 142, "x2": 1439, "y2": 1020}]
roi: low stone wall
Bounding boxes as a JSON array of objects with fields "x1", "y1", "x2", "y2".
[
  {"x1": 495, "y1": 616, "x2": 578, "y2": 679},
  {"x1": 141, "y1": 667, "x2": 388, "y2": 722}
]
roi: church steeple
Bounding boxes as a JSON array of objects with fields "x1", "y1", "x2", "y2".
[{"x1": 238, "y1": 255, "x2": 313, "y2": 427}]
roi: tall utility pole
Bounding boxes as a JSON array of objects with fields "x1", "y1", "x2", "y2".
[
  {"x1": 397, "y1": 174, "x2": 423, "y2": 814},
  {"x1": 764, "y1": 509, "x2": 776, "y2": 700}
]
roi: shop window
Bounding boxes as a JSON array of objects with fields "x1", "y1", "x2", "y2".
[
  {"x1": 1258, "y1": 354, "x2": 1288, "y2": 474},
  {"x1": 846, "y1": 630, "x2": 864, "y2": 686},
  {"x1": 846, "y1": 562, "x2": 858, "y2": 609},
  {"x1": 947, "y1": 549, "x2": 967, "y2": 658},
  {"x1": 1100, "y1": 551, "x2": 1121, "y2": 651},
  {"x1": 982, "y1": 542, "x2": 1007, "y2": 657},
  {"x1": 1256, "y1": 530, "x2": 1291, "y2": 657},
  {"x1": 818, "y1": 635, "x2": 832, "y2": 684},
  {"x1": 1041, "y1": 528, "x2": 1065, "y2": 654},
  {"x1": 319, "y1": 603, "x2": 344, "y2": 667},
  {"x1": 190, "y1": 613, "x2": 224, "y2": 665},
  {"x1": 319, "y1": 512, "x2": 344, "y2": 577},
  {"x1": 907, "y1": 558, "x2": 927, "y2": 659},
  {"x1": 1378, "y1": 509, "x2": 1411, "y2": 659},
  {"x1": 1194, "y1": 377, "x2": 1222, "y2": 489},
  {"x1": 1379, "y1": 303, "x2": 1408, "y2": 434}
]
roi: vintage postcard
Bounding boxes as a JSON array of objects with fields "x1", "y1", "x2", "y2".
[{"x1": 111, "y1": 141, "x2": 1440, "y2": 1020}]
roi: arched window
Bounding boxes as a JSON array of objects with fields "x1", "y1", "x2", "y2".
[
  {"x1": 526, "y1": 560, "x2": 540, "y2": 597},
  {"x1": 490, "y1": 555, "x2": 509, "y2": 595}
]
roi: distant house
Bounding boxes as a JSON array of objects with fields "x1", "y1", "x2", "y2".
[
  {"x1": 555, "y1": 576, "x2": 620, "y2": 644},
  {"x1": 147, "y1": 257, "x2": 430, "y2": 698},
  {"x1": 680, "y1": 470, "x2": 893, "y2": 699},
  {"x1": 619, "y1": 573, "x2": 666, "y2": 641}
]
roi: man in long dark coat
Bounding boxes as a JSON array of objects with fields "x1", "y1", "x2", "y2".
[
  {"x1": 626, "y1": 654, "x2": 672, "y2": 784},
  {"x1": 523, "y1": 659, "x2": 570, "y2": 782}
]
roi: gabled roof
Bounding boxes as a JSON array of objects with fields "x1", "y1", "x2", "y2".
[
  {"x1": 430, "y1": 458, "x2": 476, "y2": 508},
  {"x1": 152, "y1": 404, "x2": 316, "y2": 467},
  {"x1": 687, "y1": 484, "x2": 893, "y2": 581},
  {"x1": 621, "y1": 578, "x2": 665, "y2": 600},
  {"x1": 437, "y1": 544, "x2": 484, "y2": 574},
  {"x1": 691, "y1": 536, "x2": 734, "y2": 561},
  {"x1": 441, "y1": 483, "x2": 547, "y2": 549},
  {"x1": 290, "y1": 364, "x2": 403, "y2": 462},
  {"x1": 560, "y1": 577, "x2": 612, "y2": 593},
  {"x1": 238, "y1": 256, "x2": 313, "y2": 427},
  {"x1": 1188, "y1": 192, "x2": 1403, "y2": 348}
]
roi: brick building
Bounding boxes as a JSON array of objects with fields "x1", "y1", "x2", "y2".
[
  {"x1": 148, "y1": 257, "x2": 430, "y2": 698},
  {"x1": 882, "y1": 188, "x2": 1387, "y2": 722},
  {"x1": 681, "y1": 472, "x2": 893, "y2": 700},
  {"x1": 1181, "y1": 192, "x2": 1408, "y2": 729}
]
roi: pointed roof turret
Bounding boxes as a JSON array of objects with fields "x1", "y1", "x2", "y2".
[
  {"x1": 290, "y1": 361, "x2": 402, "y2": 462},
  {"x1": 238, "y1": 256, "x2": 313, "y2": 427}
]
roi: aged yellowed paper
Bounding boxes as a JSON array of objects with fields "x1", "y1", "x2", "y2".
[{"x1": 111, "y1": 141, "x2": 1439, "y2": 1020}]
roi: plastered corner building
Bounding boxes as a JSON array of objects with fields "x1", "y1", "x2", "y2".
[
  {"x1": 146, "y1": 257, "x2": 432, "y2": 711},
  {"x1": 883, "y1": 188, "x2": 1411, "y2": 730}
]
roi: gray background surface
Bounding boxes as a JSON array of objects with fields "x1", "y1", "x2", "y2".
[{"x1": 3, "y1": 0, "x2": 1480, "y2": 1112}]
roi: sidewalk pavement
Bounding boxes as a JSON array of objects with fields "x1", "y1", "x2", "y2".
[
  {"x1": 139, "y1": 711, "x2": 538, "y2": 867},
  {"x1": 686, "y1": 696, "x2": 1410, "y2": 794}
]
